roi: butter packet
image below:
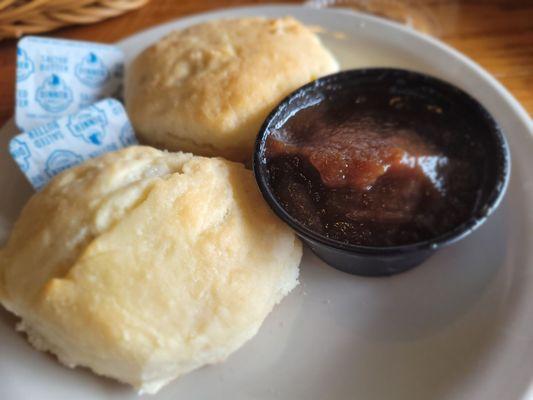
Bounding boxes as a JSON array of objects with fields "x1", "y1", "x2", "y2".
[
  {"x1": 9, "y1": 98, "x2": 137, "y2": 190},
  {"x1": 16, "y1": 36, "x2": 124, "y2": 132}
]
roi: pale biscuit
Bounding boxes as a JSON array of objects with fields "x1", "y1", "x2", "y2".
[
  {"x1": 0, "y1": 146, "x2": 301, "y2": 394},
  {"x1": 125, "y1": 17, "x2": 339, "y2": 162}
]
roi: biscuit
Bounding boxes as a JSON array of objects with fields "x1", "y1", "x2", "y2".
[
  {"x1": 0, "y1": 146, "x2": 301, "y2": 394},
  {"x1": 125, "y1": 17, "x2": 339, "y2": 162}
]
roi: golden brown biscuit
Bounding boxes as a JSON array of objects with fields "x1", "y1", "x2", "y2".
[
  {"x1": 0, "y1": 146, "x2": 301, "y2": 394},
  {"x1": 125, "y1": 17, "x2": 339, "y2": 162}
]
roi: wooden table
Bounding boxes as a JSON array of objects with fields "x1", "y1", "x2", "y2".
[{"x1": 0, "y1": 0, "x2": 532, "y2": 127}]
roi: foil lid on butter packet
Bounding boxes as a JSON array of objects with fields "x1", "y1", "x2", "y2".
[
  {"x1": 16, "y1": 36, "x2": 124, "y2": 132},
  {"x1": 10, "y1": 98, "x2": 138, "y2": 190}
]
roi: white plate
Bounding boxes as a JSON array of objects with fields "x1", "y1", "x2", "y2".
[{"x1": 1, "y1": 5, "x2": 532, "y2": 400}]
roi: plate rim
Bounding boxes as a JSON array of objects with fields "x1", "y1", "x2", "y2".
[{"x1": 117, "y1": 3, "x2": 532, "y2": 134}]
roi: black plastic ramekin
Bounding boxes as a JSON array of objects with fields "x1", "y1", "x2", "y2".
[{"x1": 253, "y1": 68, "x2": 511, "y2": 277}]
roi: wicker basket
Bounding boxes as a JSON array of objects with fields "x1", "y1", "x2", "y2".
[{"x1": 0, "y1": 0, "x2": 150, "y2": 40}]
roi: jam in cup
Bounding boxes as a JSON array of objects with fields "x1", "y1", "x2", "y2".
[{"x1": 253, "y1": 69, "x2": 510, "y2": 276}]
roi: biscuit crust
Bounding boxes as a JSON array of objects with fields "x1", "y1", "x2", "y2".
[
  {"x1": 125, "y1": 17, "x2": 339, "y2": 162},
  {"x1": 0, "y1": 146, "x2": 301, "y2": 393}
]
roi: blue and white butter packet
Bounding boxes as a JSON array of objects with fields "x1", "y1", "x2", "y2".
[
  {"x1": 16, "y1": 36, "x2": 124, "y2": 132},
  {"x1": 10, "y1": 98, "x2": 137, "y2": 190}
]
